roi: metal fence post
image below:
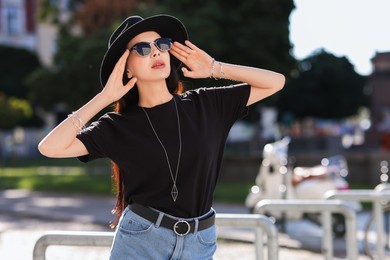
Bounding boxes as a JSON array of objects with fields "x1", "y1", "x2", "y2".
[
  {"x1": 216, "y1": 213, "x2": 279, "y2": 260},
  {"x1": 324, "y1": 189, "x2": 390, "y2": 260},
  {"x1": 255, "y1": 199, "x2": 358, "y2": 260},
  {"x1": 255, "y1": 228, "x2": 264, "y2": 260},
  {"x1": 33, "y1": 231, "x2": 114, "y2": 260},
  {"x1": 321, "y1": 211, "x2": 332, "y2": 259}
]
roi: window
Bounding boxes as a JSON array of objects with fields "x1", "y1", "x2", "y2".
[{"x1": 4, "y1": 4, "x2": 19, "y2": 35}]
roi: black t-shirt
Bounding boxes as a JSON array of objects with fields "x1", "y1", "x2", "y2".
[{"x1": 76, "y1": 83, "x2": 250, "y2": 218}]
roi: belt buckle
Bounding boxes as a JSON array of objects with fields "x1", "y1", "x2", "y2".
[{"x1": 173, "y1": 220, "x2": 190, "y2": 236}]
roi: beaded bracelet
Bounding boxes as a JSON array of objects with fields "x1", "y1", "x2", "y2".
[{"x1": 68, "y1": 111, "x2": 86, "y2": 134}]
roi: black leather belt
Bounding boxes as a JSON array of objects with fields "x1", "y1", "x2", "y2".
[{"x1": 130, "y1": 203, "x2": 215, "y2": 236}]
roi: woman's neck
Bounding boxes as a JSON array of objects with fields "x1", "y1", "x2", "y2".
[{"x1": 137, "y1": 80, "x2": 173, "y2": 108}]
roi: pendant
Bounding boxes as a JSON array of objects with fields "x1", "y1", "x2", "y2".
[{"x1": 171, "y1": 185, "x2": 178, "y2": 202}]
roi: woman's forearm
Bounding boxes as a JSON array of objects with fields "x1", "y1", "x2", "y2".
[
  {"x1": 214, "y1": 62, "x2": 285, "y2": 105},
  {"x1": 38, "y1": 92, "x2": 112, "y2": 158}
]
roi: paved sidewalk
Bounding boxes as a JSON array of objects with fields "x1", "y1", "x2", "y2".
[{"x1": 0, "y1": 189, "x2": 371, "y2": 259}]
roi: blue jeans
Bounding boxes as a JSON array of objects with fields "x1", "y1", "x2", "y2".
[{"x1": 110, "y1": 206, "x2": 217, "y2": 260}]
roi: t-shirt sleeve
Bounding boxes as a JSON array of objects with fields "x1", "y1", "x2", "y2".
[
  {"x1": 196, "y1": 83, "x2": 251, "y2": 126},
  {"x1": 76, "y1": 114, "x2": 113, "y2": 163}
]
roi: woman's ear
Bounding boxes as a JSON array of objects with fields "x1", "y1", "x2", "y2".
[{"x1": 126, "y1": 70, "x2": 133, "y2": 78}]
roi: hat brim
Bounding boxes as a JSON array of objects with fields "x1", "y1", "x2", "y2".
[{"x1": 100, "y1": 15, "x2": 188, "y2": 87}]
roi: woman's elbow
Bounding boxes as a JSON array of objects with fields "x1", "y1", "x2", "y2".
[
  {"x1": 275, "y1": 73, "x2": 286, "y2": 91},
  {"x1": 38, "y1": 138, "x2": 87, "y2": 158},
  {"x1": 38, "y1": 140, "x2": 51, "y2": 157},
  {"x1": 38, "y1": 140, "x2": 59, "y2": 158}
]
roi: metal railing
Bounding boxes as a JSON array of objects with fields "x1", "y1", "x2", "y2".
[
  {"x1": 33, "y1": 231, "x2": 113, "y2": 260},
  {"x1": 216, "y1": 213, "x2": 278, "y2": 260},
  {"x1": 324, "y1": 189, "x2": 390, "y2": 260},
  {"x1": 255, "y1": 199, "x2": 358, "y2": 260},
  {"x1": 375, "y1": 183, "x2": 390, "y2": 192},
  {"x1": 33, "y1": 213, "x2": 278, "y2": 260}
]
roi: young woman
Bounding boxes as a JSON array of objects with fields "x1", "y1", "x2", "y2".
[{"x1": 38, "y1": 14, "x2": 285, "y2": 259}]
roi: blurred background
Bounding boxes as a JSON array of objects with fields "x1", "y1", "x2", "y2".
[{"x1": 0, "y1": 0, "x2": 389, "y2": 199}]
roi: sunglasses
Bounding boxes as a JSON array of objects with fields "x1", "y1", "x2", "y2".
[{"x1": 130, "y1": 38, "x2": 172, "y2": 56}]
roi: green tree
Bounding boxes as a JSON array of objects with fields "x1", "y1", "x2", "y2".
[
  {"x1": 0, "y1": 45, "x2": 42, "y2": 128},
  {"x1": 0, "y1": 94, "x2": 33, "y2": 129},
  {"x1": 38, "y1": 0, "x2": 83, "y2": 24},
  {"x1": 26, "y1": 27, "x2": 108, "y2": 110},
  {"x1": 278, "y1": 49, "x2": 368, "y2": 120},
  {"x1": 75, "y1": 0, "x2": 144, "y2": 36},
  {"x1": 0, "y1": 45, "x2": 41, "y2": 98}
]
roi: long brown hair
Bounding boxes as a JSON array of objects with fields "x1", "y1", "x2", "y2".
[{"x1": 110, "y1": 63, "x2": 183, "y2": 228}]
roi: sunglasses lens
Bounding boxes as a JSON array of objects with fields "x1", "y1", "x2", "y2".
[
  {"x1": 156, "y1": 38, "x2": 172, "y2": 51},
  {"x1": 134, "y1": 43, "x2": 151, "y2": 56},
  {"x1": 131, "y1": 38, "x2": 172, "y2": 56}
]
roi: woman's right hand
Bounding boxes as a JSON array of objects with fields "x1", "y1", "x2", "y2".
[
  {"x1": 39, "y1": 50, "x2": 137, "y2": 158},
  {"x1": 101, "y1": 50, "x2": 137, "y2": 103}
]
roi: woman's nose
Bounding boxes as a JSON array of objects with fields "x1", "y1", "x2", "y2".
[{"x1": 151, "y1": 43, "x2": 161, "y2": 57}]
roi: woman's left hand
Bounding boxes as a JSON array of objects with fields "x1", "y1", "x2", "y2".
[{"x1": 170, "y1": 40, "x2": 213, "y2": 79}]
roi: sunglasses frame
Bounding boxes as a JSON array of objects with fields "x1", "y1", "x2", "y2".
[{"x1": 130, "y1": 38, "x2": 172, "y2": 57}]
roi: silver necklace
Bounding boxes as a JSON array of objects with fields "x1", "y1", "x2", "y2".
[{"x1": 141, "y1": 97, "x2": 182, "y2": 202}]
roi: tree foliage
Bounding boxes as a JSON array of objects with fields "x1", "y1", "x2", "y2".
[
  {"x1": 26, "y1": 27, "x2": 109, "y2": 110},
  {"x1": 0, "y1": 45, "x2": 41, "y2": 98},
  {"x1": 0, "y1": 45, "x2": 41, "y2": 129},
  {"x1": 0, "y1": 94, "x2": 33, "y2": 129},
  {"x1": 75, "y1": 0, "x2": 145, "y2": 36},
  {"x1": 278, "y1": 49, "x2": 368, "y2": 120},
  {"x1": 37, "y1": 0, "x2": 83, "y2": 23}
]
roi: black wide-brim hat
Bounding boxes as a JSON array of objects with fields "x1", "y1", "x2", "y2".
[{"x1": 100, "y1": 14, "x2": 189, "y2": 87}]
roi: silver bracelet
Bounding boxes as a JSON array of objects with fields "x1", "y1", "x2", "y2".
[
  {"x1": 218, "y1": 61, "x2": 225, "y2": 79},
  {"x1": 68, "y1": 111, "x2": 86, "y2": 134}
]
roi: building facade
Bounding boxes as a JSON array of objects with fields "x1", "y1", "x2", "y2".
[
  {"x1": 0, "y1": 0, "x2": 72, "y2": 66},
  {"x1": 368, "y1": 52, "x2": 390, "y2": 150},
  {"x1": 0, "y1": 0, "x2": 36, "y2": 50}
]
